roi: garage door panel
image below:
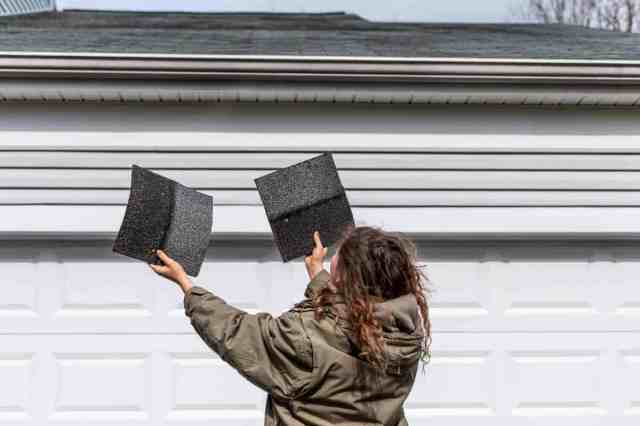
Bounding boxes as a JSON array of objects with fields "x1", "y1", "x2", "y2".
[
  {"x1": 0, "y1": 353, "x2": 33, "y2": 423},
  {"x1": 497, "y1": 259, "x2": 640, "y2": 331},
  {"x1": 164, "y1": 262, "x2": 278, "y2": 318},
  {"x1": 1, "y1": 241, "x2": 638, "y2": 425},
  {"x1": 506, "y1": 350, "x2": 604, "y2": 414},
  {"x1": 1, "y1": 262, "x2": 39, "y2": 319},
  {"x1": 604, "y1": 262, "x2": 640, "y2": 319},
  {"x1": 56, "y1": 261, "x2": 153, "y2": 319},
  {"x1": 424, "y1": 262, "x2": 492, "y2": 321},
  {"x1": 3, "y1": 243, "x2": 640, "y2": 333},
  {"x1": 404, "y1": 416, "x2": 618, "y2": 426},
  {"x1": 0, "y1": 335, "x2": 266, "y2": 425},
  {"x1": 406, "y1": 350, "x2": 495, "y2": 417},
  {"x1": 188, "y1": 261, "x2": 300, "y2": 313},
  {"x1": 418, "y1": 333, "x2": 635, "y2": 422},
  {"x1": 0, "y1": 243, "x2": 309, "y2": 334},
  {"x1": 621, "y1": 350, "x2": 640, "y2": 416},
  {"x1": 51, "y1": 353, "x2": 150, "y2": 423},
  {"x1": 494, "y1": 260, "x2": 633, "y2": 314},
  {"x1": 490, "y1": 261, "x2": 602, "y2": 326},
  {"x1": 169, "y1": 352, "x2": 265, "y2": 423},
  {"x1": 428, "y1": 257, "x2": 640, "y2": 333},
  {"x1": 0, "y1": 333, "x2": 636, "y2": 425}
]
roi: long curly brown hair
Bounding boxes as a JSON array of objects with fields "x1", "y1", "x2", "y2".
[{"x1": 313, "y1": 226, "x2": 432, "y2": 369}]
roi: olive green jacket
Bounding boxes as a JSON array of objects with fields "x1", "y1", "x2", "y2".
[{"x1": 183, "y1": 270, "x2": 425, "y2": 426}]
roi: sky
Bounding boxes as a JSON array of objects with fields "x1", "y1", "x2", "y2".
[{"x1": 58, "y1": 0, "x2": 526, "y2": 23}]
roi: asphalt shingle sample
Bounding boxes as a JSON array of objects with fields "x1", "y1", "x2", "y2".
[
  {"x1": 113, "y1": 165, "x2": 213, "y2": 277},
  {"x1": 1, "y1": 10, "x2": 640, "y2": 60},
  {"x1": 255, "y1": 152, "x2": 354, "y2": 262}
]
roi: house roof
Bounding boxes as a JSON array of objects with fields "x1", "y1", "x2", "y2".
[
  {"x1": 1, "y1": 10, "x2": 640, "y2": 60},
  {"x1": 1, "y1": 10, "x2": 640, "y2": 106}
]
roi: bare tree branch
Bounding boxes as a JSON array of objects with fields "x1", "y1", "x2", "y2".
[{"x1": 516, "y1": 0, "x2": 639, "y2": 32}]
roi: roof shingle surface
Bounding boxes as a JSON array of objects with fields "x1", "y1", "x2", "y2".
[{"x1": 1, "y1": 10, "x2": 639, "y2": 59}]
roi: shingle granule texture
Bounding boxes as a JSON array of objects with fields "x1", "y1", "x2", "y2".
[
  {"x1": 163, "y1": 182, "x2": 214, "y2": 277},
  {"x1": 2, "y1": 10, "x2": 640, "y2": 60},
  {"x1": 113, "y1": 165, "x2": 213, "y2": 277},
  {"x1": 112, "y1": 165, "x2": 174, "y2": 267},
  {"x1": 255, "y1": 152, "x2": 354, "y2": 262}
]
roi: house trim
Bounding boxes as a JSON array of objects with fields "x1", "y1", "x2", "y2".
[{"x1": 2, "y1": 52, "x2": 640, "y2": 105}]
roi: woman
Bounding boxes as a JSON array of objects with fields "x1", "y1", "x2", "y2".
[{"x1": 150, "y1": 226, "x2": 431, "y2": 426}]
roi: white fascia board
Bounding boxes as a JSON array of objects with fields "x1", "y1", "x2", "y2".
[
  {"x1": 2, "y1": 54, "x2": 640, "y2": 105},
  {"x1": 1, "y1": 205, "x2": 639, "y2": 240},
  {"x1": 2, "y1": 132, "x2": 640, "y2": 153}
]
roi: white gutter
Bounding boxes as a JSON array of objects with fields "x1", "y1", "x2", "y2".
[
  {"x1": 2, "y1": 52, "x2": 640, "y2": 104},
  {"x1": 3, "y1": 52, "x2": 640, "y2": 82}
]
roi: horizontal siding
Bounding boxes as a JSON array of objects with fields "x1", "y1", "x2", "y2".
[
  {"x1": 0, "y1": 169, "x2": 638, "y2": 190},
  {"x1": 1, "y1": 102, "x2": 639, "y2": 210},
  {"x1": 2, "y1": 152, "x2": 640, "y2": 170},
  {"x1": 0, "y1": 164, "x2": 638, "y2": 205},
  {"x1": 3, "y1": 189, "x2": 640, "y2": 206},
  {"x1": 2, "y1": 132, "x2": 640, "y2": 153},
  {"x1": 3, "y1": 205, "x2": 639, "y2": 238}
]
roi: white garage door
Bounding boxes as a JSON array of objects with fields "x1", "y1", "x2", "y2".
[{"x1": 1, "y1": 239, "x2": 637, "y2": 425}]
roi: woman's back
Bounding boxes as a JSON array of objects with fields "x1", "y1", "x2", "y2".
[
  {"x1": 281, "y1": 271, "x2": 425, "y2": 426},
  {"x1": 184, "y1": 270, "x2": 425, "y2": 426}
]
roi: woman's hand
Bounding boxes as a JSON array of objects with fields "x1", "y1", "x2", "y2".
[
  {"x1": 149, "y1": 249, "x2": 193, "y2": 294},
  {"x1": 304, "y1": 231, "x2": 327, "y2": 280}
]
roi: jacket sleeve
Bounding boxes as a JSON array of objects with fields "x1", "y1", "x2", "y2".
[{"x1": 183, "y1": 285, "x2": 314, "y2": 400}]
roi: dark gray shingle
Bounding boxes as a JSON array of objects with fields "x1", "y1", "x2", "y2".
[{"x1": 1, "y1": 10, "x2": 640, "y2": 60}]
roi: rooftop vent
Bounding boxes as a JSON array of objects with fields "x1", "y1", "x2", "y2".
[{"x1": 0, "y1": 0, "x2": 54, "y2": 16}]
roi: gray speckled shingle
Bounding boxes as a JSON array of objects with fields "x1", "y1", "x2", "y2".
[
  {"x1": 113, "y1": 164, "x2": 173, "y2": 267},
  {"x1": 162, "y1": 181, "x2": 213, "y2": 277},
  {"x1": 1, "y1": 10, "x2": 640, "y2": 60},
  {"x1": 269, "y1": 193, "x2": 354, "y2": 262},
  {"x1": 255, "y1": 152, "x2": 344, "y2": 221},
  {"x1": 113, "y1": 165, "x2": 213, "y2": 277},
  {"x1": 255, "y1": 152, "x2": 354, "y2": 262}
]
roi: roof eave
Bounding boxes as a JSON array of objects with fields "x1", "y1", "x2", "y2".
[{"x1": 2, "y1": 52, "x2": 640, "y2": 105}]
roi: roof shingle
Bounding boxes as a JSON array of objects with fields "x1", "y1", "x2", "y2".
[{"x1": 1, "y1": 10, "x2": 640, "y2": 60}]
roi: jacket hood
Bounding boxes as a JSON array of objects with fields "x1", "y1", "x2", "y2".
[
  {"x1": 304, "y1": 270, "x2": 425, "y2": 374},
  {"x1": 373, "y1": 293, "x2": 420, "y2": 334},
  {"x1": 372, "y1": 294, "x2": 425, "y2": 373},
  {"x1": 334, "y1": 293, "x2": 425, "y2": 374}
]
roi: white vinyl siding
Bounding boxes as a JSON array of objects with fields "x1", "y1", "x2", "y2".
[{"x1": 1, "y1": 102, "x2": 640, "y2": 212}]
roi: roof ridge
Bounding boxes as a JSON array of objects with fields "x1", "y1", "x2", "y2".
[{"x1": 60, "y1": 9, "x2": 361, "y2": 17}]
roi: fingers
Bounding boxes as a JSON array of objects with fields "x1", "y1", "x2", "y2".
[
  {"x1": 149, "y1": 263, "x2": 169, "y2": 275},
  {"x1": 155, "y1": 249, "x2": 173, "y2": 265},
  {"x1": 313, "y1": 231, "x2": 323, "y2": 249},
  {"x1": 154, "y1": 249, "x2": 187, "y2": 280}
]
